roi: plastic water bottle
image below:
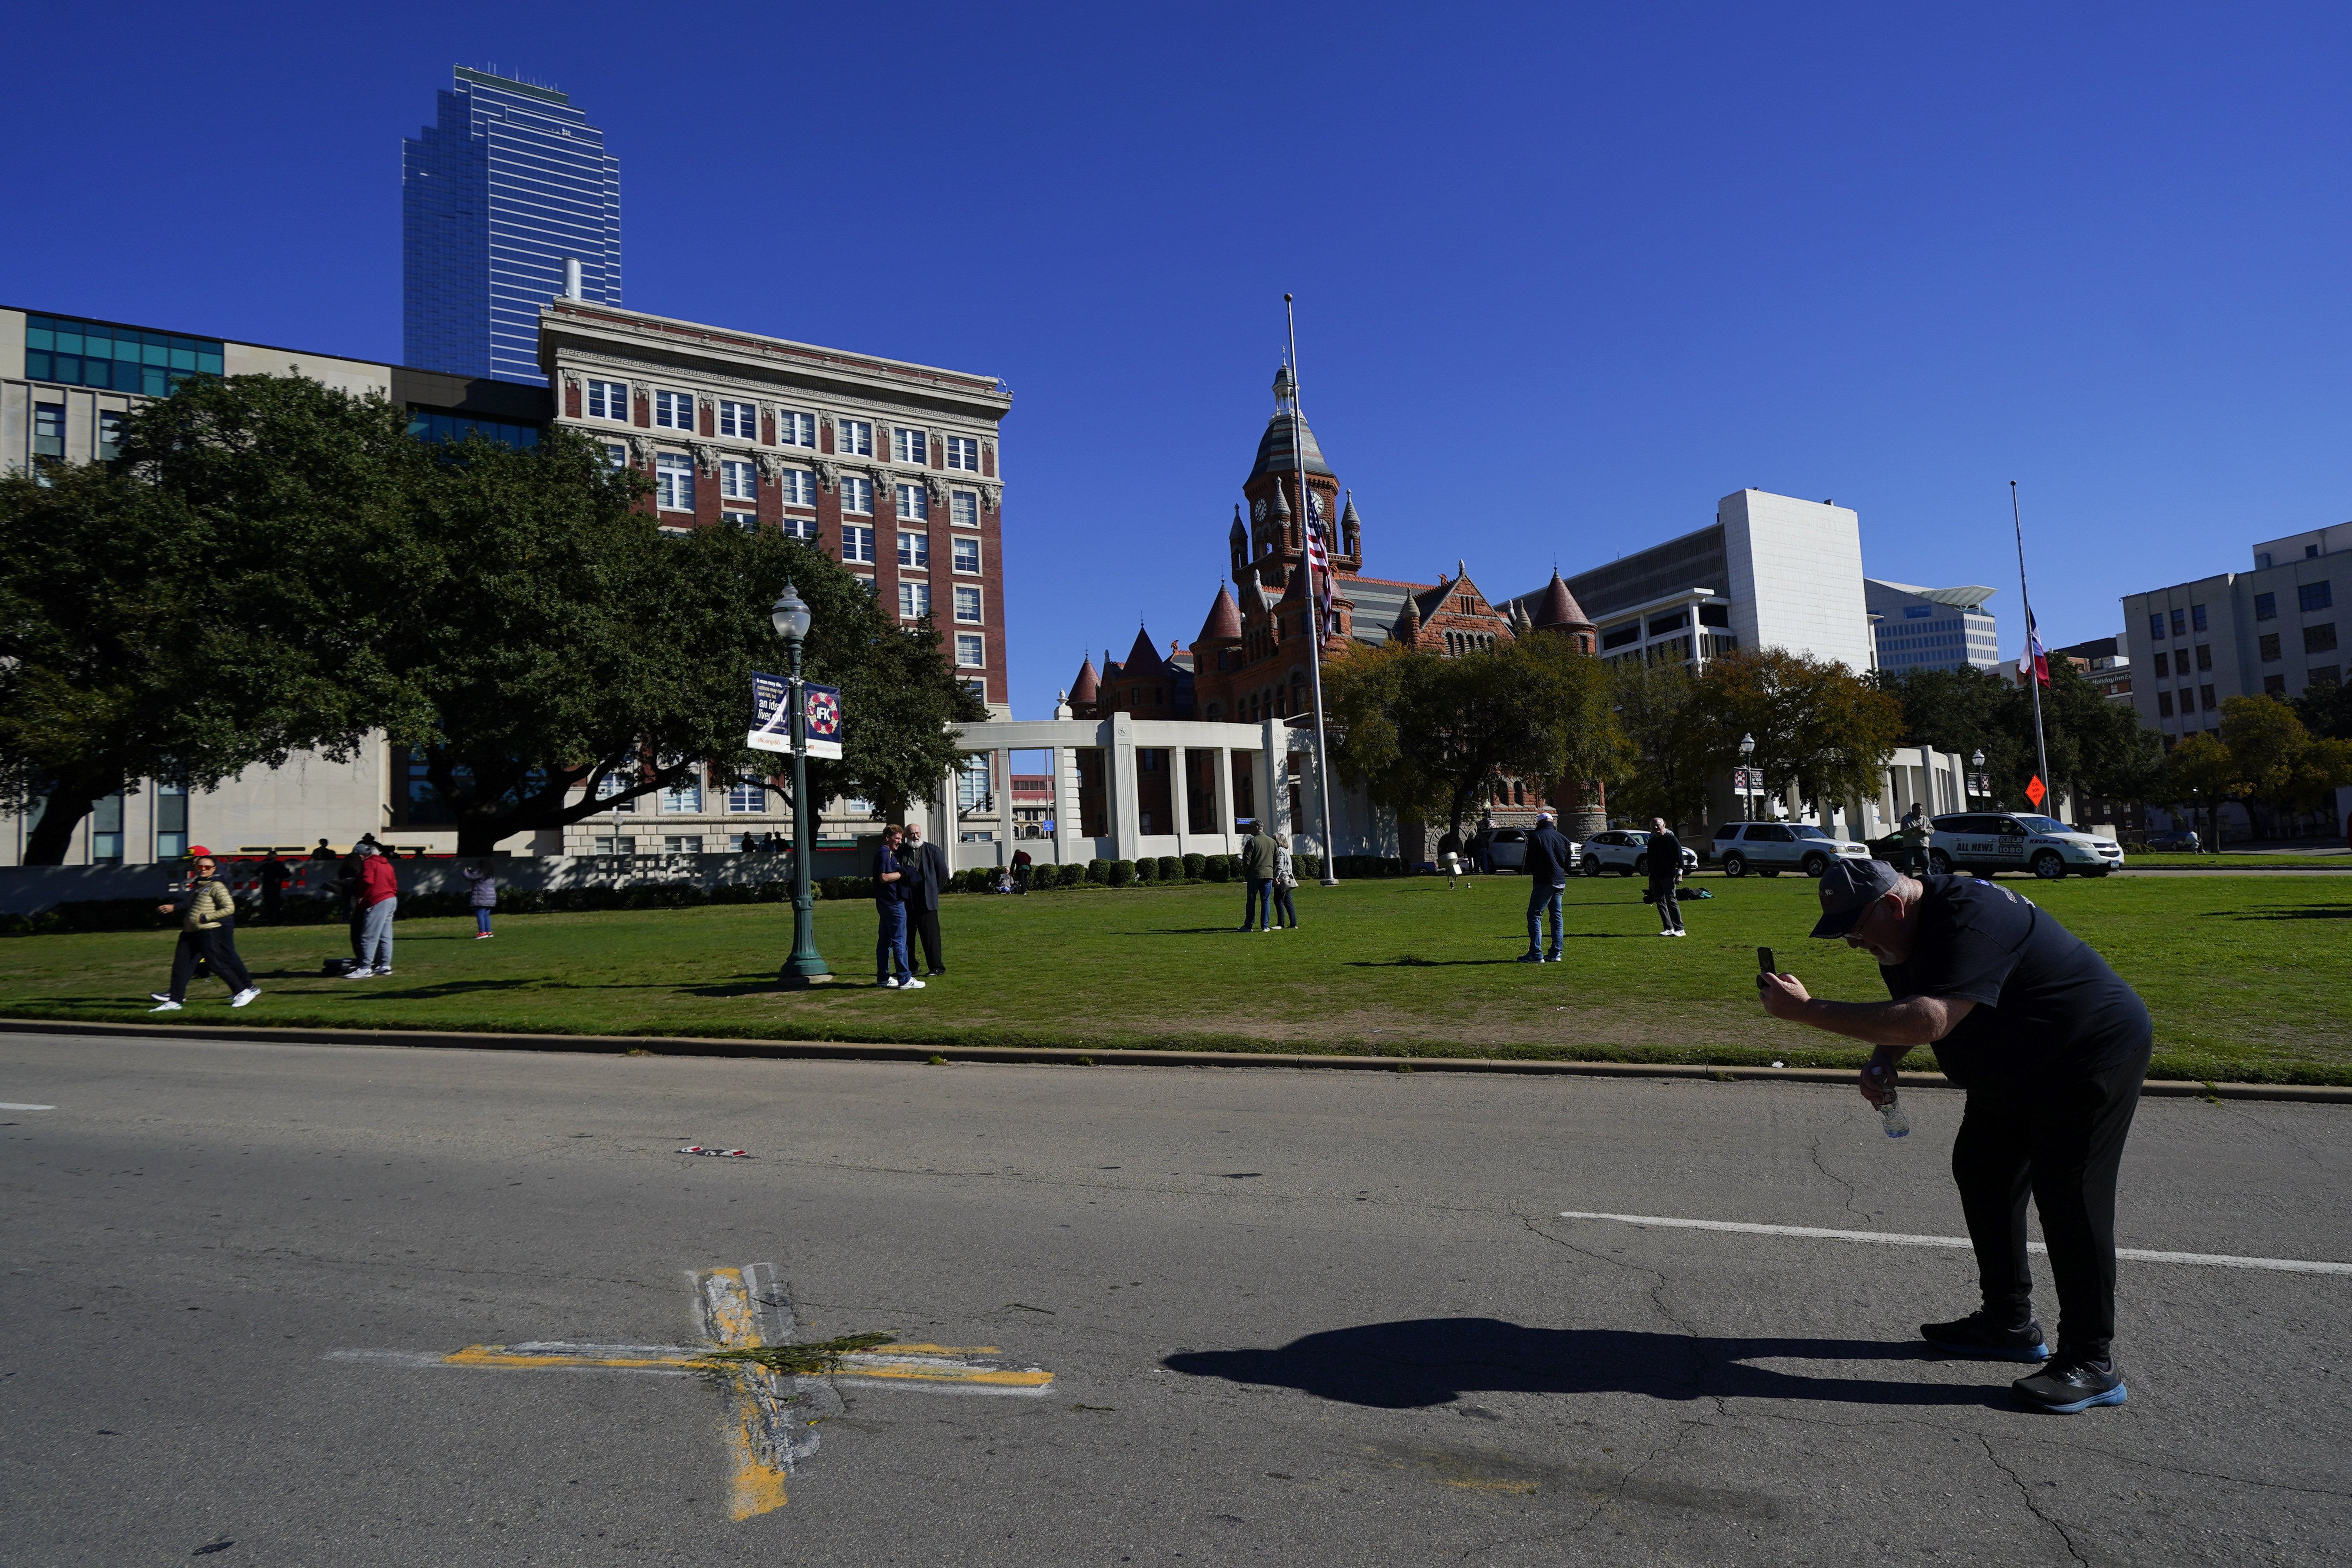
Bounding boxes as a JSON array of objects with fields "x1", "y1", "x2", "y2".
[{"x1": 1879, "y1": 1089, "x2": 1911, "y2": 1139}]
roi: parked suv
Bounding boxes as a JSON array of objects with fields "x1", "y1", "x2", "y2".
[
  {"x1": 1484, "y1": 826, "x2": 1580, "y2": 872},
  {"x1": 1929, "y1": 813, "x2": 2123, "y2": 878},
  {"x1": 1579, "y1": 830, "x2": 1700, "y2": 877},
  {"x1": 1713, "y1": 821, "x2": 1872, "y2": 878}
]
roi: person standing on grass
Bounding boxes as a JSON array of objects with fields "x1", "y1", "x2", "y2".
[
  {"x1": 256, "y1": 851, "x2": 289, "y2": 923},
  {"x1": 149, "y1": 850, "x2": 258, "y2": 1012},
  {"x1": 1519, "y1": 810, "x2": 1574, "y2": 963},
  {"x1": 462, "y1": 861, "x2": 498, "y2": 939},
  {"x1": 343, "y1": 842, "x2": 399, "y2": 979},
  {"x1": 1471, "y1": 814, "x2": 1497, "y2": 876},
  {"x1": 1647, "y1": 817, "x2": 1686, "y2": 937},
  {"x1": 1757, "y1": 858, "x2": 2152, "y2": 1415},
  {"x1": 872, "y1": 825, "x2": 923, "y2": 990},
  {"x1": 1269, "y1": 834, "x2": 1300, "y2": 930},
  {"x1": 1238, "y1": 824, "x2": 1280, "y2": 932},
  {"x1": 901, "y1": 821, "x2": 951, "y2": 976}
]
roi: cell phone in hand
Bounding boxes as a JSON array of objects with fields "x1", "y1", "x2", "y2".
[{"x1": 1756, "y1": 946, "x2": 1775, "y2": 986}]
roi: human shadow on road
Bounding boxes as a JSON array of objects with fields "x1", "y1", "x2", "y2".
[{"x1": 1164, "y1": 1317, "x2": 2009, "y2": 1409}]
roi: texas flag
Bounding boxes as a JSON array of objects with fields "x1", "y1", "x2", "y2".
[{"x1": 2017, "y1": 609, "x2": 2051, "y2": 687}]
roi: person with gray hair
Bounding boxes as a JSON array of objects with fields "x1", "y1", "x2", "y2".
[
  {"x1": 1269, "y1": 834, "x2": 1299, "y2": 930},
  {"x1": 1646, "y1": 816, "x2": 1686, "y2": 936}
]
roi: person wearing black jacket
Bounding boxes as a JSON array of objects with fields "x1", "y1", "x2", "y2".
[
  {"x1": 901, "y1": 821, "x2": 953, "y2": 976},
  {"x1": 1646, "y1": 817, "x2": 1686, "y2": 936},
  {"x1": 1519, "y1": 811, "x2": 1575, "y2": 963},
  {"x1": 1758, "y1": 858, "x2": 2152, "y2": 1415}
]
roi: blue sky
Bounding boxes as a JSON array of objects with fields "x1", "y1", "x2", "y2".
[{"x1": 8, "y1": 2, "x2": 2349, "y2": 717}]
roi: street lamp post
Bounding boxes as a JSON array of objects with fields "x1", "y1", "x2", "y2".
[
  {"x1": 773, "y1": 584, "x2": 830, "y2": 986},
  {"x1": 1971, "y1": 749, "x2": 1986, "y2": 801},
  {"x1": 1738, "y1": 733, "x2": 1756, "y2": 820}
]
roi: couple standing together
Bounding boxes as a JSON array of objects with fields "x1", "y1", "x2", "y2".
[
  {"x1": 1237, "y1": 829, "x2": 1301, "y2": 932},
  {"x1": 872, "y1": 823, "x2": 950, "y2": 988}
]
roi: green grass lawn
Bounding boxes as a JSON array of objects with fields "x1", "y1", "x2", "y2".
[
  {"x1": 2123, "y1": 852, "x2": 2349, "y2": 869},
  {"x1": 4, "y1": 872, "x2": 2346, "y2": 1083}
]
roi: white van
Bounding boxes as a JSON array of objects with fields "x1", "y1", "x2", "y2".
[{"x1": 1928, "y1": 814, "x2": 2123, "y2": 879}]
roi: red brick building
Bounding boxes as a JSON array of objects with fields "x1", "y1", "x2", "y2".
[
  {"x1": 1064, "y1": 367, "x2": 1606, "y2": 836},
  {"x1": 538, "y1": 299, "x2": 1014, "y2": 710}
]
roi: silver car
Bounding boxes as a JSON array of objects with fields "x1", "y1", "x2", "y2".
[
  {"x1": 1713, "y1": 821, "x2": 1872, "y2": 878},
  {"x1": 1579, "y1": 830, "x2": 1699, "y2": 878}
]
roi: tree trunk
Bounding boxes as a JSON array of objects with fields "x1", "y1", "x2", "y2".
[{"x1": 19, "y1": 765, "x2": 120, "y2": 866}]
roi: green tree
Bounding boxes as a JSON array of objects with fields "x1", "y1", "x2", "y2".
[
  {"x1": 0, "y1": 376, "x2": 415, "y2": 863},
  {"x1": 1608, "y1": 660, "x2": 1713, "y2": 828},
  {"x1": 1694, "y1": 650, "x2": 1904, "y2": 822},
  {"x1": 1325, "y1": 634, "x2": 1626, "y2": 846},
  {"x1": 2217, "y1": 695, "x2": 2352, "y2": 831},
  {"x1": 2293, "y1": 678, "x2": 2352, "y2": 742},
  {"x1": 2161, "y1": 732, "x2": 2243, "y2": 849},
  {"x1": 1871, "y1": 660, "x2": 2161, "y2": 816}
]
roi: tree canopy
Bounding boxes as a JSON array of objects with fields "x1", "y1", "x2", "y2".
[
  {"x1": 1607, "y1": 660, "x2": 1714, "y2": 828},
  {"x1": 1692, "y1": 649, "x2": 1904, "y2": 820},
  {"x1": 1870, "y1": 658, "x2": 2162, "y2": 812}
]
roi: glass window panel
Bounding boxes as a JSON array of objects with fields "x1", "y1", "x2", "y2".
[
  {"x1": 197, "y1": 350, "x2": 223, "y2": 374},
  {"x1": 53, "y1": 327, "x2": 83, "y2": 354},
  {"x1": 24, "y1": 323, "x2": 53, "y2": 351},
  {"x1": 56, "y1": 354, "x2": 83, "y2": 384},
  {"x1": 142, "y1": 337, "x2": 169, "y2": 365},
  {"x1": 82, "y1": 328, "x2": 112, "y2": 358},
  {"x1": 25, "y1": 351, "x2": 51, "y2": 380},
  {"x1": 142, "y1": 366, "x2": 168, "y2": 396},
  {"x1": 170, "y1": 345, "x2": 196, "y2": 370}
]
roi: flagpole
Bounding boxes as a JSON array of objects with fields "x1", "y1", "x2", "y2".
[
  {"x1": 2011, "y1": 480, "x2": 2053, "y2": 810},
  {"x1": 1287, "y1": 293, "x2": 1342, "y2": 886}
]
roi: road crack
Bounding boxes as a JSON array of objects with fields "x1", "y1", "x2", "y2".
[
  {"x1": 1808, "y1": 1135, "x2": 1871, "y2": 1222},
  {"x1": 1979, "y1": 1433, "x2": 2088, "y2": 1566}
]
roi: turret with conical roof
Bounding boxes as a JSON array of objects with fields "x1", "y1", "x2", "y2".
[
  {"x1": 1197, "y1": 581, "x2": 1242, "y2": 645},
  {"x1": 1228, "y1": 505, "x2": 1248, "y2": 578},
  {"x1": 1068, "y1": 655, "x2": 1102, "y2": 718},
  {"x1": 1527, "y1": 569, "x2": 1598, "y2": 655}
]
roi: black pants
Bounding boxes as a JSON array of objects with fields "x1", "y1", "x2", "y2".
[
  {"x1": 1270, "y1": 883, "x2": 1298, "y2": 927},
  {"x1": 261, "y1": 885, "x2": 282, "y2": 920},
  {"x1": 1650, "y1": 879, "x2": 1683, "y2": 931},
  {"x1": 345, "y1": 902, "x2": 367, "y2": 962},
  {"x1": 911, "y1": 904, "x2": 944, "y2": 972},
  {"x1": 168, "y1": 925, "x2": 252, "y2": 1000},
  {"x1": 1950, "y1": 1045, "x2": 2150, "y2": 1360}
]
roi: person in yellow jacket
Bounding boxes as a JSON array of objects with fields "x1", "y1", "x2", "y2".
[{"x1": 149, "y1": 850, "x2": 259, "y2": 1011}]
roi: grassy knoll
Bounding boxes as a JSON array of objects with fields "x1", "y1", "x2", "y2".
[{"x1": 3, "y1": 873, "x2": 2346, "y2": 1083}]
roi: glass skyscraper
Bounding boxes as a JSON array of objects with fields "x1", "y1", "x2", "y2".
[{"x1": 402, "y1": 65, "x2": 620, "y2": 385}]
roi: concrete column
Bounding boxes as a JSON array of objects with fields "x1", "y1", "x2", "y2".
[
  {"x1": 1212, "y1": 747, "x2": 1233, "y2": 847},
  {"x1": 1263, "y1": 719, "x2": 1290, "y2": 837},
  {"x1": 1171, "y1": 746, "x2": 1189, "y2": 856},
  {"x1": 1056, "y1": 743, "x2": 1083, "y2": 864},
  {"x1": 1109, "y1": 711, "x2": 1139, "y2": 861}
]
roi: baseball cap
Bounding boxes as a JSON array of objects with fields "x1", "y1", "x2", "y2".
[
  {"x1": 187, "y1": 846, "x2": 213, "y2": 858},
  {"x1": 1809, "y1": 858, "x2": 1904, "y2": 939},
  {"x1": 1536, "y1": 810, "x2": 1555, "y2": 823}
]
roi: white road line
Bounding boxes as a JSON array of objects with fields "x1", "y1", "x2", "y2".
[
  {"x1": 0, "y1": 1103, "x2": 56, "y2": 1111},
  {"x1": 1555, "y1": 1211, "x2": 2352, "y2": 1276}
]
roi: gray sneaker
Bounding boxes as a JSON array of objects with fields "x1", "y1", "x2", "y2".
[
  {"x1": 230, "y1": 988, "x2": 261, "y2": 1008},
  {"x1": 149, "y1": 999, "x2": 182, "y2": 1012}
]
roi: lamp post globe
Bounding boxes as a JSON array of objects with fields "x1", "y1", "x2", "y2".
[
  {"x1": 1971, "y1": 749, "x2": 1986, "y2": 799},
  {"x1": 773, "y1": 581, "x2": 830, "y2": 986},
  {"x1": 1738, "y1": 733, "x2": 1756, "y2": 817}
]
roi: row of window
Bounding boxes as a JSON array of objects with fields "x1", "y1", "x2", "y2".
[
  {"x1": 891, "y1": 582, "x2": 988, "y2": 622},
  {"x1": 619, "y1": 446, "x2": 986, "y2": 525},
  {"x1": 579, "y1": 381, "x2": 984, "y2": 470},
  {"x1": 2150, "y1": 583, "x2": 2332, "y2": 642},
  {"x1": 2157, "y1": 686, "x2": 2218, "y2": 717},
  {"x1": 2153, "y1": 646, "x2": 2212, "y2": 678},
  {"x1": 2155, "y1": 624, "x2": 2338, "y2": 676},
  {"x1": 23, "y1": 312, "x2": 225, "y2": 394}
]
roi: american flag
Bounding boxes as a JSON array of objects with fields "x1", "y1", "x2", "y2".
[{"x1": 1303, "y1": 508, "x2": 1335, "y2": 638}]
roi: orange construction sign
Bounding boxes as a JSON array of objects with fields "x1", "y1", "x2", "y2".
[{"x1": 2025, "y1": 775, "x2": 2047, "y2": 807}]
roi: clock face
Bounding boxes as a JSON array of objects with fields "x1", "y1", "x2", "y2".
[{"x1": 1251, "y1": 498, "x2": 1267, "y2": 523}]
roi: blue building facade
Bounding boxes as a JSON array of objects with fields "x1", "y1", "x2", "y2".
[
  {"x1": 1865, "y1": 578, "x2": 2000, "y2": 675},
  {"x1": 402, "y1": 66, "x2": 620, "y2": 385}
]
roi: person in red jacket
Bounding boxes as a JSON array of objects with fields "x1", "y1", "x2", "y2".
[{"x1": 345, "y1": 843, "x2": 400, "y2": 978}]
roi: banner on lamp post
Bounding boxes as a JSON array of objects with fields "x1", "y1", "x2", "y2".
[
  {"x1": 800, "y1": 684, "x2": 844, "y2": 759},
  {"x1": 749, "y1": 672, "x2": 792, "y2": 753}
]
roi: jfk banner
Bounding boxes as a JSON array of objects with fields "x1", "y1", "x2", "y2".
[{"x1": 749, "y1": 673, "x2": 844, "y2": 759}]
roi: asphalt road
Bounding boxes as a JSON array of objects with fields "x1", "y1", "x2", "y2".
[{"x1": 4, "y1": 1032, "x2": 2349, "y2": 1567}]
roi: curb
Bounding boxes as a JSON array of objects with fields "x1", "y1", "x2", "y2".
[{"x1": 4, "y1": 1017, "x2": 2349, "y2": 1104}]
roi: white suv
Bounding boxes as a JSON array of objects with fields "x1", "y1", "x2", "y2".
[
  {"x1": 1579, "y1": 830, "x2": 1699, "y2": 878},
  {"x1": 1929, "y1": 813, "x2": 2123, "y2": 879},
  {"x1": 1713, "y1": 821, "x2": 1872, "y2": 878}
]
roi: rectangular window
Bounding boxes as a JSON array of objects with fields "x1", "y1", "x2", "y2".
[
  {"x1": 2147, "y1": 612, "x2": 2166, "y2": 641},
  {"x1": 961, "y1": 678, "x2": 987, "y2": 702},
  {"x1": 853, "y1": 577, "x2": 878, "y2": 600},
  {"x1": 2302, "y1": 580, "x2": 2335, "y2": 612},
  {"x1": 586, "y1": 379, "x2": 627, "y2": 419},
  {"x1": 893, "y1": 427, "x2": 929, "y2": 464},
  {"x1": 951, "y1": 490, "x2": 979, "y2": 527},
  {"x1": 2195, "y1": 643, "x2": 2213, "y2": 671},
  {"x1": 955, "y1": 632, "x2": 986, "y2": 668},
  {"x1": 2312, "y1": 665, "x2": 2343, "y2": 687},
  {"x1": 718, "y1": 400, "x2": 757, "y2": 439},
  {"x1": 898, "y1": 531, "x2": 929, "y2": 568},
  {"x1": 602, "y1": 442, "x2": 628, "y2": 470},
  {"x1": 2260, "y1": 633, "x2": 2282, "y2": 662},
  {"x1": 2200, "y1": 684, "x2": 2216, "y2": 710},
  {"x1": 2157, "y1": 691, "x2": 2174, "y2": 717},
  {"x1": 663, "y1": 835, "x2": 704, "y2": 854},
  {"x1": 655, "y1": 453, "x2": 695, "y2": 511},
  {"x1": 945, "y1": 436, "x2": 980, "y2": 471},
  {"x1": 2264, "y1": 673, "x2": 2287, "y2": 695},
  {"x1": 899, "y1": 582, "x2": 932, "y2": 619},
  {"x1": 155, "y1": 781, "x2": 188, "y2": 860},
  {"x1": 654, "y1": 390, "x2": 695, "y2": 430},
  {"x1": 954, "y1": 585, "x2": 983, "y2": 624},
  {"x1": 2170, "y1": 608, "x2": 2186, "y2": 637},
  {"x1": 838, "y1": 419, "x2": 872, "y2": 456},
  {"x1": 595, "y1": 773, "x2": 637, "y2": 811},
  {"x1": 896, "y1": 482, "x2": 928, "y2": 521},
  {"x1": 842, "y1": 525, "x2": 876, "y2": 563},
  {"x1": 726, "y1": 781, "x2": 767, "y2": 813},
  {"x1": 778, "y1": 469, "x2": 815, "y2": 508},
  {"x1": 2308, "y1": 623, "x2": 2340, "y2": 654},
  {"x1": 96, "y1": 409, "x2": 124, "y2": 461},
  {"x1": 2153, "y1": 651, "x2": 2169, "y2": 678},
  {"x1": 951, "y1": 535, "x2": 981, "y2": 573},
  {"x1": 720, "y1": 459, "x2": 757, "y2": 500},
  {"x1": 593, "y1": 836, "x2": 637, "y2": 856},
  {"x1": 663, "y1": 777, "x2": 704, "y2": 814},
  {"x1": 782, "y1": 515, "x2": 818, "y2": 541},
  {"x1": 842, "y1": 475, "x2": 873, "y2": 514},
  {"x1": 2255, "y1": 592, "x2": 2277, "y2": 621},
  {"x1": 725, "y1": 512, "x2": 758, "y2": 534},
  {"x1": 2191, "y1": 603, "x2": 2208, "y2": 632},
  {"x1": 33, "y1": 403, "x2": 65, "y2": 458}
]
